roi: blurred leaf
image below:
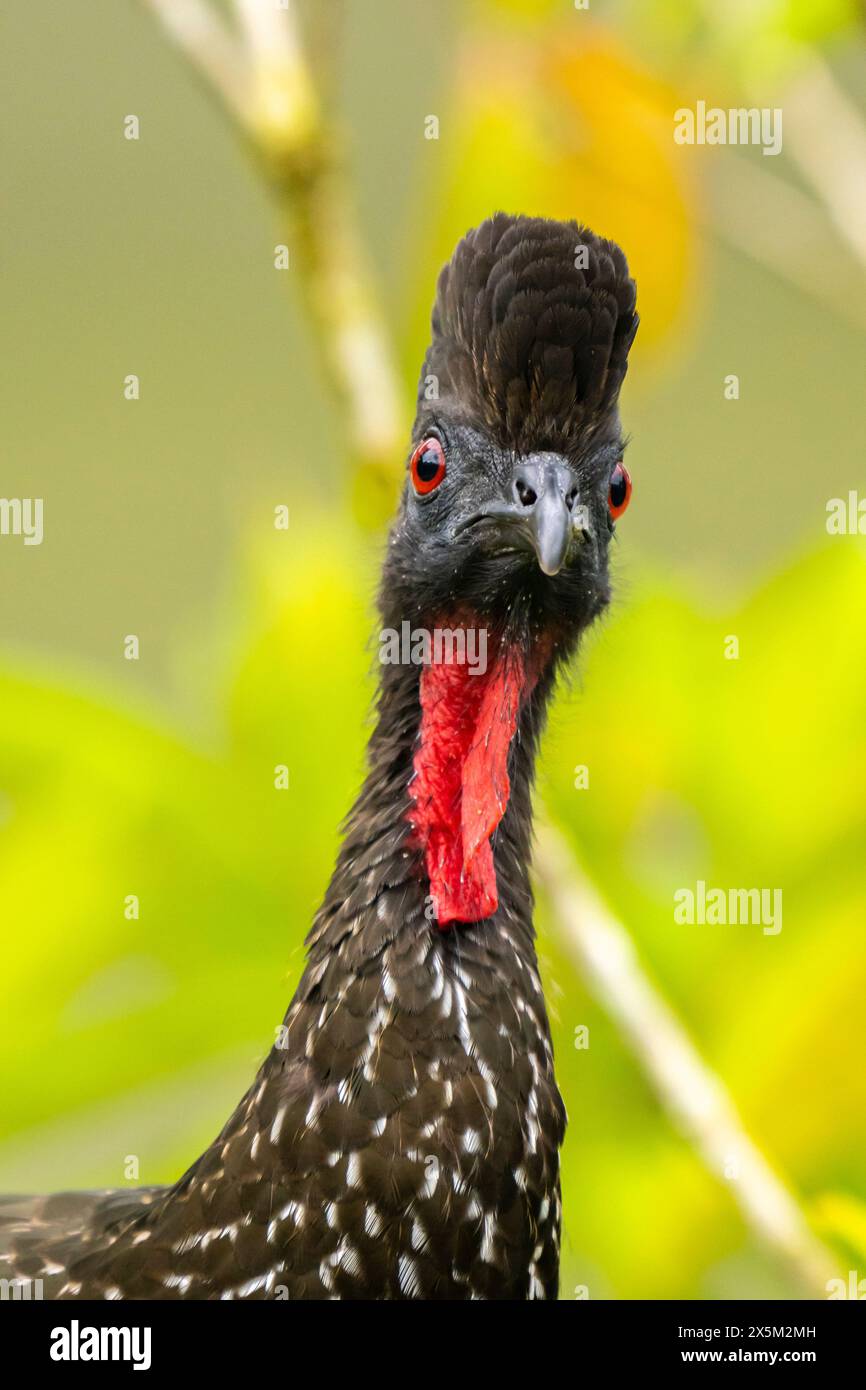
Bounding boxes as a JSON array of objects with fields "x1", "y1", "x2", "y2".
[
  {"x1": 812, "y1": 1191, "x2": 866, "y2": 1266},
  {"x1": 614, "y1": 0, "x2": 861, "y2": 85},
  {"x1": 404, "y1": 20, "x2": 699, "y2": 376}
]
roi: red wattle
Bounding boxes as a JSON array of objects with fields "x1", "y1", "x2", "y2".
[{"x1": 409, "y1": 638, "x2": 529, "y2": 927}]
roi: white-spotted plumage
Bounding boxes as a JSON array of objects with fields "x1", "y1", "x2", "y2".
[{"x1": 0, "y1": 210, "x2": 645, "y2": 1300}]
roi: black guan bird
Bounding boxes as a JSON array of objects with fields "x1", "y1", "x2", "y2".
[{"x1": 0, "y1": 213, "x2": 638, "y2": 1300}]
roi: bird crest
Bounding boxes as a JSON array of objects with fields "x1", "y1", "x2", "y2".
[{"x1": 421, "y1": 212, "x2": 638, "y2": 453}]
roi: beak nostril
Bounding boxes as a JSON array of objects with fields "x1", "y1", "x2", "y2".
[
  {"x1": 565, "y1": 487, "x2": 578, "y2": 510},
  {"x1": 515, "y1": 479, "x2": 537, "y2": 508}
]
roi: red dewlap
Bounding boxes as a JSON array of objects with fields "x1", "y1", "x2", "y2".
[{"x1": 409, "y1": 640, "x2": 530, "y2": 927}]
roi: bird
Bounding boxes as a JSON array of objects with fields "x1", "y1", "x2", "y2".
[{"x1": 0, "y1": 212, "x2": 638, "y2": 1300}]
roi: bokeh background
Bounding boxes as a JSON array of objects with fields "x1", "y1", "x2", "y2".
[{"x1": 1, "y1": 0, "x2": 865, "y2": 1299}]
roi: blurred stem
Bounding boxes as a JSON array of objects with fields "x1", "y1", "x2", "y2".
[
  {"x1": 709, "y1": 153, "x2": 866, "y2": 333},
  {"x1": 535, "y1": 824, "x2": 839, "y2": 1296},
  {"x1": 772, "y1": 52, "x2": 866, "y2": 271},
  {"x1": 716, "y1": 46, "x2": 866, "y2": 327},
  {"x1": 142, "y1": 0, "x2": 251, "y2": 124},
  {"x1": 142, "y1": 0, "x2": 404, "y2": 524}
]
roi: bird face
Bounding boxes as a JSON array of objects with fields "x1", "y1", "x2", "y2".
[
  {"x1": 393, "y1": 414, "x2": 631, "y2": 650},
  {"x1": 382, "y1": 212, "x2": 638, "y2": 663},
  {"x1": 387, "y1": 406, "x2": 634, "y2": 929},
  {"x1": 383, "y1": 213, "x2": 639, "y2": 926}
]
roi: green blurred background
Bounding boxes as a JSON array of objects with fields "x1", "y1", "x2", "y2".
[{"x1": 1, "y1": 0, "x2": 865, "y2": 1299}]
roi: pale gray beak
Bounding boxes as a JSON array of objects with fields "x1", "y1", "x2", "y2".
[
  {"x1": 512, "y1": 455, "x2": 579, "y2": 577},
  {"x1": 455, "y1": 453, "x2": 585, "y2": 577}
]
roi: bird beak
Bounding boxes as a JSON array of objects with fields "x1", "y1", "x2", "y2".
[
  {"x1": 529, "y1": 484, "x2": 572, "y2": 577},
  {"x1": 456, "y1": 455, "x2": 584, "y2": 577},
  {"x1": 510, "y1": 456, "x2": 579, "y2": 577}
]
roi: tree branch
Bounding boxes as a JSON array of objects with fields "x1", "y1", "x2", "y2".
[
  {"x1": 534, "y1": 823, "x2": 839, "y2": 1295},
  {"x1": 772, "y1": 52, "x2": 866, "y2": 271},
  {"x1": 143, "y1": 0, "x2": 404, "y2": 517},
  {"x1": 142, "y1": 0, "x2": 252, "y2": 126},
  {"x1": 709, "y1": 153, "x2": 866, "y2": 334}
]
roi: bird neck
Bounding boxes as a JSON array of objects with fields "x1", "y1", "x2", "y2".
[{"x1": 307, "y1": 633, "x2": 556, "y2": 963}]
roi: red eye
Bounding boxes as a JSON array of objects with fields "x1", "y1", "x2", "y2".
[
  {"x1": 608, "y1": 461, "x2": 632, "y2": 520},
  {"x1": 410, "y1": 437, "x2": 446, "y2": 494}
]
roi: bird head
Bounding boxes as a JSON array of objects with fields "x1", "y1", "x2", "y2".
[{"x1": 381, "y1": 213, "x2": 639, "y2": 927}]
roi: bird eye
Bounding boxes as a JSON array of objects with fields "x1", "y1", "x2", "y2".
[
  {"x1": 608, "y1": 461, "x2": 632, "y2": 520},
  {"x1": 410, "y1": 437, "x2": 446, "y2": 495}
]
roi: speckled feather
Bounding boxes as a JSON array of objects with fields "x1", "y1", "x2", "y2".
[
  {"x1": 0, "y1": 214, "x2": 639, "y2": 1300},
  {"x1": 0, "y1": 664, "x2": 564, "y2": 1300}
]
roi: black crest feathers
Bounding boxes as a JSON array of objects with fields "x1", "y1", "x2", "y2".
[{"x1": 420, "y1": 212, "x2": 638, "y2": 452}]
